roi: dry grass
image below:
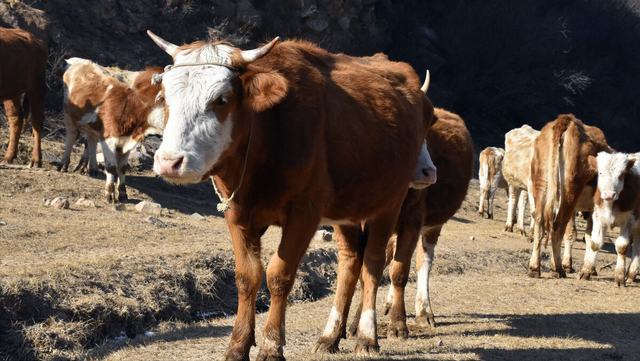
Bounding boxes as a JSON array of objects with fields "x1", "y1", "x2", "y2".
[{"x1": 1, "y1": 133, "x2": 639, "y2": 360}]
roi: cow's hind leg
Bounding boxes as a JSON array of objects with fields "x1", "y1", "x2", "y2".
[
  {"x1": 26, "y1": 80, "x2": 45, "y2": 168},
  {"x1": 314, "y1": 225, "x2": 363, "y2": 353},
  {"x1": 223, "y1": 222, "x2": 263, "y2": 361},
  {"x1": 101, "y1": 139, "x2": 118, "y2": 203},
  {"x1": 2, "y1": 98, "x2": 24, "y2": 164},
  {"x1": 387, "y1": 219, "x2": 422, "y2": 339},
  {"x1": 257, "y1": 204, "x2": 319, "y2": 361},
  {"x1": 562, "y1": 215, "x2": 577, "y2": 273},
  {"x1": 415, "y1": 225, "x2": 441, "y2": 329},
  {"x1": 116, "y1": 151, "x2": 130, "y2": 202},
  {"x1": 627, "y1": 235, "x2": 640, "y2": 284},
  {"x1": 516, "y1": 190, "x2": 528, "y2": 236},
  {"x1": 59, "y1": 113, "x2": 78, "y2": 172}
]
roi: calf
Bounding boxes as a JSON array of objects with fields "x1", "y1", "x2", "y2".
[
  {"x1": 580, "y1": 152, "x2": 640, "y2": 286},
  {"x1": 0, "y1": 27, "x2": 47, "y2": 167},
  {"x1": 346, "y1": 108, "x2": 474, "y2": 338},
  {"x1": 478, "y1": 147, "x2": 507, "y2": 219},
  {"x1": 529, "y1": 114, "x2": 612, "y2": 278},
  {"x1": 147, "y1": 31, "x2": 434, "y2": 359},
  {"x1": 58, "y1": 58, "x2": 164, "y2": 202},
  {"x1": 502, "y1": 125, "x2": 539, "y2": 235}
]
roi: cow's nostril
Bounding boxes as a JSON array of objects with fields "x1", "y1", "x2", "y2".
[{"x1": 172, "y1": 157, "x2": 183, "y2": 172}]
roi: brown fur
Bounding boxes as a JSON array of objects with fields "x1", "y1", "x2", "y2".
[
  {"x1": 529, "y1": 114, "x2": 612, "y2": 278},
  {"x1": 168, "y1": 39, "x2": 434, "y2": 358},
  {"x1": 348, "y1": 108, "x2": 474, "y2": 338},
  {"x1": 0, "y1": 26, "x2": 47, "y2": 167}
]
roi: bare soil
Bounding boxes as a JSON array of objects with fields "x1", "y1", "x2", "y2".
[{"x1": 1, "y1": 131, "x2": 639, "y2": 361}]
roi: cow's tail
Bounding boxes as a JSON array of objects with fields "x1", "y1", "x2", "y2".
[{"x1": 542, "y1": 115, "x2": 573, "y2": 246}]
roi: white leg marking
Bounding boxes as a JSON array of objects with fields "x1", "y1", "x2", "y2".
[
  {"x1": 358, "y1": 309, "x2": 376, "y2": 340},
  {"x1": 322, "y1": 306, "x2": 342, "y2": 337}
]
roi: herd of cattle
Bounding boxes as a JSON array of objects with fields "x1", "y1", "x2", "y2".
[{"x1": 1, "y1": 24, "x2": 638, "y2": 359}]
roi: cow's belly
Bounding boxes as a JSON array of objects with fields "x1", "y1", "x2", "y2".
[{"x1": 575, "y1": 185, "x2": 595, "y2": 212}]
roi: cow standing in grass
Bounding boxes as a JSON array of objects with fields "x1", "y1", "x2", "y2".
[
  {"x1": 347, "y1": 108, "x2": 474, "y2": 338},
  {"x1": 478, "y1": 146, "x2": 506, "y2": 219},
  {"x1": 147, "y1": 31, "x2": 435, "y2": 360},
  {"x1": 57, "y1": 58, "x2": 164, "y2": 203},
  {"x1": 529, "y1": 114, "x2": 612, "y2": 278},
  {"x1": 0, "y1": 27, "x2": 47, "y2": 167},
  {"x1": 580, "y1": 152, "x2": 640, "y2": 286}
]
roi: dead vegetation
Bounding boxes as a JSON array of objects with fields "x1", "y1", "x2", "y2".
[{"x1": 1, "y1": 135, "x2": 639, "y2": 361}]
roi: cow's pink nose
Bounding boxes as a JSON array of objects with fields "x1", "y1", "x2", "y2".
[
  {"x1": 155, "y1": 155, "x2": 183, "y2": 177},
  {"x1": 602, "y1": 191, "x2": 616, "y2": 200}
]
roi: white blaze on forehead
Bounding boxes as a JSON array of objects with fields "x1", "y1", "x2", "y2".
[
  {"x1": 597, "y1": 152, "x2": 631, "y2": 197},
  {"x1": 155, "y1": 43, "x2": 238, "y2": 183}
]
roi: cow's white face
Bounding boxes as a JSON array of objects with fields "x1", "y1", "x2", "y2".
[
  {"x1": 148, "y1": 31, "x2": 280, "y2": 184},
  {"x1": 596, "y1": 152, "x2": 635, "y2": 202}
]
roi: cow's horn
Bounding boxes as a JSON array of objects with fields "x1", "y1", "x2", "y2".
[
  {"x1": 147, "y1": 30, "x2": 178, "y2": 57},
  {"x1": 421, "y1": 70, "x2": 431, "y2": 94},
  {"x1": 240, "y1": 37, "x2": 280, "y2": 64}
]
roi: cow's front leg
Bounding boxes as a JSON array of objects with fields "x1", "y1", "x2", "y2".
[
  {"x1": 116, "y1": 151, "x2": 131, "y2": 202},
  {"x1": 627, "y1": 235, "x2": 640, "y2": 284},
  {"x1": 314, "y1": 225, "x2": 363, "y2": 353},
  {"x1": 257, "y1": 205, "x2": 318, "y2": 361},
  {"x1": 516, "y1": 190, "x2": 528, "y2": 236},
  {"x1": 504, "y1": 187, "x2": 518, "y2": 232},
  {"x1": 614, "y1": 219, "x2": 636, "y2": 286},
  {"x1": 415, "y1": 226, "x2": 441, "y2": 329},
  {"x1": 579, "y1": 215, "x2": 606, "y2": 280},
  {"x1": 101, "y1": 139, "x2": 118, "y2": 203},
  {"x1": 224, "y1": 222, "x2": 263, "y2": 361}
]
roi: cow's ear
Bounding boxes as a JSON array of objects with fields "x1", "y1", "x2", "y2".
[
  {"x1": 241, "y1": 69, "x2": 288, "y2": 113},
  {"x1": 587, "y1": 155, "x2": 599, "y2": 180},
  {"x1": 627, "y1": 158, "x2": 636, "y2": 172}
]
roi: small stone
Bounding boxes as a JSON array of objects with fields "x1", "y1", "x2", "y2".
[
  {"x1": 50, "y1": 197, "x2": 70, "y2": 210},
  {"x1": 145, "y1": 216, "x2": 167, "y2": 228},
  {"x1": 113, "y1": 204, "x2": 126, "y2": 211},
  {"x1": 189, "y1": 213, "x2": 205, "y2": 221},
  {"x1": 25, "y1": 187, "x2": 32, "y2": 193},
  {"x1": 470, "y1": 236, "x2": 475, "y2": 241},
  {"x1": 0, "y1": 221, "x2": 6, "y2": 226},
  {"x1": 313, "y1": 230, "x2": 332, "y2": 242},
  {"x1": 135, "y1": 201, "x2": 162, "y2": 215},
  {"x1": 43, "y1": 198, "x2": 51, "y2": 206},
  {"x1": 436, "y1": 339, "x2": 444, "y2": 346},
  {"x1": 76, "y1": 198, "x2": 96, "y2": 208}
]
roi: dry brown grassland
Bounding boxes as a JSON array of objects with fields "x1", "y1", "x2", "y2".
[{"x1": 1, "y1": 127, "x2": 639, "y2": 361}]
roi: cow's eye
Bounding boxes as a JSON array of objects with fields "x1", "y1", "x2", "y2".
[{"x1": 215, "y1": 96, "x2": 227, "y2": 106}]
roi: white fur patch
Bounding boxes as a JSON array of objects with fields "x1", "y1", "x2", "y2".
[
  {"x1": 358, "y1": 309, "x2": 376, "y2": 340},
  {"x1": 322, "y1": 307, "x2": 342, "y2": 337}
]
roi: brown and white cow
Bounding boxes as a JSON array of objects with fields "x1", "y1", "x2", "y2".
[
  {"x1": 502, "y1": 125, "x2": 539, "y2": 235},
  {"x1": 478, "y1": 146, "x2": 507, "y2": 219},
  {"x1": 529, "y1": 114, "x2": 612, "y2": 278},
  {"x1": 579, "y1": 152, "x2": 640, "y2": 286},
  {"x1": 346, "y1": 108, "x2": 474, "y2": 339},
  {"x1": 147, "y1": 31, "x2": 435, "y2": 359},
  {"x1": 0, "y1": 26, "x2": 47, "y2": 167},
  {"x1": 58, "y1": 58, "x2": 164, "y2": 202}
]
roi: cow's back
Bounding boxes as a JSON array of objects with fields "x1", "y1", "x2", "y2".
[
  {"x1": 249, "y1": 41, "x2": 429, "y2": 220},
  {"x1": 0, "y1": 27, "x2": 47, "y2": 99},
  {"x1": 503, "y1": 125, "x2": 539, "y2": 190},
  {"x1": 422, "y1": 108, "x2": 474, "y2": 226}
]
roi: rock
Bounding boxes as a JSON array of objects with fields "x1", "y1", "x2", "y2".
[
  {"x1": 470, "y1": 236, "x2": 475, "y2": 241},
  {"x1": 306, "y1": 19, "x2": 329, "y2": 33},
  {"x1": 24, "y1": 187, "x2": 32, "y2": 193},
  {"x1": 50, "y1": 197, "x2": 70, "y2": 210},
  {"x1": 0, "y1": 221, "x2": 6, "y2": 226},
  {"x1": 113, "y1": 204, "x2": 126, "y2": 211},
  {"x1": 43, "y1": 198, "x2": 51, "y2": 206},
  {"x1": 76, "y1": 198, "x2": 96, "y2": 208},
  {"x1": 313, "y1": 230, "x2": 332, "y2": 242},
  {"x1": 145, "y1": 216, "x2": 167, "y2": 228},
  {"x1": 135, "y1": 201, "x2": 162, "y2": 215},
  {"x1": 189, "y1": 213, "x2": 205, "y2": 221}
]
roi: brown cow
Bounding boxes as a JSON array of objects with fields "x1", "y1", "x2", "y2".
[
  {"x1": 528, "y1": 114, "x2": 612, "y2": 278},
  {"x1": 147, "y1": 31, "x2": 435, "y2": 360},
  {"x1": 0, "y1": 27, "x2": 47, "y2": 167},
  {"x1": 502, "y1": 125, "x2": 539, "y2": 235},
  {"x1": 346, "y1": 108, "x2": 474, "y2": 339},
  {"x1": 58, "y1": 58, "x2": 164, "y2": 202},
  {"x1": 478, "y1": 146, "x2": 507, "y2": 219}
]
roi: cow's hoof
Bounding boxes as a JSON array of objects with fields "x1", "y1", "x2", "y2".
[
  {"x1": 346, "y1": 322, "x2": 358, "y2": 339},
  {"x1": 415, "y1": 313, "x2": 436, "y2": 328},
  {"x1": 387, "y1": 321, "x2": 408, "y2": 339},
  {"x1": 118, "y1": 192, "x2": 128, "y2": 202},
  {"x1": 89, "y1": 170, "x2": 99, "y2": 177},
  {"x1": 256, "y1": 349, "x2": 285, "y2": 361},
  {"x1": 527, "y1": 269, "x2": 541, "y2": 278},
  {"x1": 58, "y1": 164, "x2": 68, "y2": 172},
  {"x1": 615, "y1": 275, "x2": 626, "y2": 287},
  {"x1": 626, "y1": 276, "x2": 636, "y2": 284},
  {"x1": 550, "y1": 270, "x2": 566, "y2": 278},
  {"x1": 504, "y1": 225, "x2": 513, "y2": 232},
  {"x1": 354, "y1": 339, "x2": 379, "y2": 356},
  {"x1": 28, "y1": 160, "x2": 41, "y2": 168},
  {"x1": 312, "y1": 337, "x2": 339, "y2": 354},
  {"x1": 563, "y1": 265, "x2": 574, "y2": 274},
  {"x1": 578, "y1": 270, "x2": 592, "y2": 281}
]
